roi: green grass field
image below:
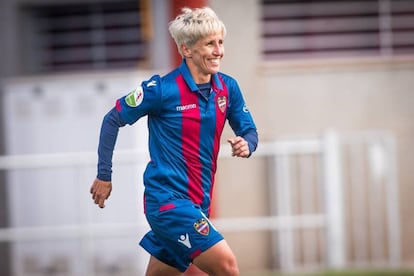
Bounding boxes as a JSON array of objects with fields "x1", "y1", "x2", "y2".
[
  {"x1": 310, "y1": 270, "x2": 414, "y2": 276},
  {"x1": 241, "y1": 270, "x2": 414, "y2": 276}
]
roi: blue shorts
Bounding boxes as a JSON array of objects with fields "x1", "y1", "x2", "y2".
[{"x1": 139, "y1": 198, "x2": 223, "y2": 272}]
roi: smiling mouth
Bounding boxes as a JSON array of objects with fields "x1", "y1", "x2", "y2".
[{"x1": 210, "y1": 58, "x2": 220, "y2": 65}]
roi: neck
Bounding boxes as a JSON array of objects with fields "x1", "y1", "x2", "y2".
[
  {"x1": 194, "y1": 75, "x2": 211, "y2": 84},
  {"x1": 185, "y1": 59, "x2": 211, "y2": 84}
]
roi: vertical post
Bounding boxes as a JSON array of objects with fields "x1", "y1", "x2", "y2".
[
  {"x1": 299, "y1": 155, "x2": 317, "y2": 267},
  {"x1": 378, "y1": 0, "x2": 393, "y2": 56},
  {"x1": 350, "y1": 142, "x2": 368, "y2": 263},
  {"x1": 147, "y1": 0, "x2": 171, "y2": 70},
  {"x1": 368, "y1": 141, "x2": 386, "y2": 263},
  {"x1": 269, "y1": 152, "x2": 279, "y2": 269},
  {"x1": 276, "y1": 152, "x2": 294, "y2": 271},
  {"x1": 384, "y1": 134, "x2": 401, "y2": 267},
  {"x1": 322, "y1": 130, "x2": 346, "y2": 269},
  {"x1": 0, "y1": 76, "x2": 11, "y2": 276}
]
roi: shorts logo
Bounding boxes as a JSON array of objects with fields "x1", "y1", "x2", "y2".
[
  {"x1": 217, "y1": 96, "x2": 227, "y2": 113},
  {"x1": 125, "y1": 87, "x2": 144, "y2": 107},
  {"x1": 194, "y1": 218, "x2": 210, "y2": 236},
  {"x1": 178, "y1": 233, "x2": 192, "y2": 248}
]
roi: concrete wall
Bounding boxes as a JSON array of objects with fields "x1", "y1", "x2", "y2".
[{"x1": 212, "y1": 0, "x2": 414, "y2": 272}]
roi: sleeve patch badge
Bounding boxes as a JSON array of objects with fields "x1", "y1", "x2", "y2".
[{"x1": 125, "y1": 87, "x2": 144, "y2": 107}]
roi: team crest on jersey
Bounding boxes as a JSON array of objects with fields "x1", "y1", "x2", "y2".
[
  {"x1": 194, "y1": 218, "x2": 210, "y2": 236},
  {"x1": 217, "y1": 96, "x2": 227, "y2": 113},
  {"x1": 125, "y1": 87, "x2": 144, "y2": 107}
]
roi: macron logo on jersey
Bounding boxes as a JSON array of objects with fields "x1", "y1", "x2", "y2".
[{"x1": 176, "y1": 103, "x2": 197, "y2": 111}]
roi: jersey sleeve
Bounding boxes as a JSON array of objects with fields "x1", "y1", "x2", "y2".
[
  {"x1": 115, "y1": 75, "x2": 162, "y2": 125},
  {"x1": 96, "y1": 75, "x2": 162, "y2": 181},
  {"x1": 97, "y1": 107, "x2": 126, "y2": 181}
]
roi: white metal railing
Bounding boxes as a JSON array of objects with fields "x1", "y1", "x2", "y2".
[{"x1": 0, "y1": 130, "x2": 401, "y2": 275}]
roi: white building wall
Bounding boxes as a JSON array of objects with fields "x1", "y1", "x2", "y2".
[{"x1": 2, "y1": 70, "x2": 153, "y2": 275}]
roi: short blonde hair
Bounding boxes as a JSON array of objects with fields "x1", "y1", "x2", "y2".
[{"x1": 168, "y1": 7, "x2": 226, "y2": 57}]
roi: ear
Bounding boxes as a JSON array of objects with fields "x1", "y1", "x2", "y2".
[{"x1": 181, "y1": 44, "x2": 192, "y2": 58}]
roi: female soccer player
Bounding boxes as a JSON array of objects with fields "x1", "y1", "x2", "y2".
[{"x1": 90, "y1": 7, "x2": 258, "y2": 275}]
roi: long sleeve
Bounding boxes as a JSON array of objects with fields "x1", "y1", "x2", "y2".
[
  {"x1": 243, "y1": 129, "x2": 258, "y2": 157},
  {"x1": 97, "y1": 107, "x2": 126, "y2": 181}
]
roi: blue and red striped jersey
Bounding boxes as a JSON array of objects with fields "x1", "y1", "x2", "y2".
[{"x1": 105, "y1": 60, "x2": 257, "y2": 213}]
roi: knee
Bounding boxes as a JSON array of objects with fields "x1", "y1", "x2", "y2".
[
  {"x1": 193, "y1": 240, "x2": 240, "y2": 276},
  {"x1": 214, "y1": 256, "x2": 239, "y2": 276}
]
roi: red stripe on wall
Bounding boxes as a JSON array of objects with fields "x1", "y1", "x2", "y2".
[{"x1": 176, "y1": 75, "x2": 204, "y2": 205}]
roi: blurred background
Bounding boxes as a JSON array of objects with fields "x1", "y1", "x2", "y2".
[{"x1": 0, "y1": 0, "x2": 413, "y2": 275}]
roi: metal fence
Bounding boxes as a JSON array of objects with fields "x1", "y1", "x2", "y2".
[
  {"x1": 262, "y1": 130, "x2": 400, "y2": 272},
  {"x1": 0, "y1": 130, "x2": 401, "y2": 275}
]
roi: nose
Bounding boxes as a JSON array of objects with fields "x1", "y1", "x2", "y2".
[{"x1": 213, "y1": 43, "x2": 223, "y2": 56}]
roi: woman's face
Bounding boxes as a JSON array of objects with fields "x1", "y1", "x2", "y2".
[{"x1": 183, "y1": 32, "x2": 225, "y2": 83}]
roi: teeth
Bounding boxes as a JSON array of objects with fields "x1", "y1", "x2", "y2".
[{"x1": 211, "y1": 59, "x2": 220, "y2": 64}]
